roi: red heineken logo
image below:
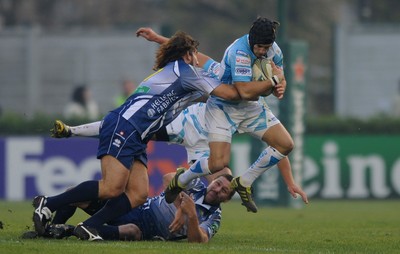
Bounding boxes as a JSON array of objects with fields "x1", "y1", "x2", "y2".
[{"x1": 292, "y1": 56, "x2": 306, "y2": 83}]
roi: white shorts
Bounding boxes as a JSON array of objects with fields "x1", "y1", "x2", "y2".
[
  {"x1": 205, "y1": 97, "x2": 280, "y2": 142},
  {"x1": 166, "y1": 98, "x2": 280, "y2": 162}
]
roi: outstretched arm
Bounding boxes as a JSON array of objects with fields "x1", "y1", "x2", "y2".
[
  {"x1": 136, "y1": 27, "x2": 211, "y2": 68},
  {"x1": 136, "y1": 27, "x2": 169, "y2": 44},
  {"x1": 278, "y1": 157, "x2": 309, "y2": 204}
]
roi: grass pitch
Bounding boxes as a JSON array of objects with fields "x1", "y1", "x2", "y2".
[{"x1": 0, "y1": 200, "x2": 399, "y2": 253}]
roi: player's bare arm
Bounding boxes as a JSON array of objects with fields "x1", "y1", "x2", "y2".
[
  {"x1": 180, "y1": 192, "x2": 209, "y2": 243},
  {"x1": 271, "y1": 61, "x2": 286, "y2": 99},
  {"x1": 169, "y1": 206, "x2": 185, "y2": 233},
  {"x1": 234, "y1": 80, "x2": 275, "y2": 100},
  {"x1": 136, "y1": 27, "x2": 212, "y2": 68},
  {"x1": 210, "y1": 83, "x2": 241, "y2": 101},
  {"x1": 136, "y1": 27, "x2": 169, "y2": 44},
  {"x1": 234, "y1": 63, "x2": 285, "y2": 100},
  {"x1": 277, "y1": 158, "x2": 309, "y2": 204}
]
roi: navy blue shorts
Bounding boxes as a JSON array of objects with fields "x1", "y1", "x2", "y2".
[
  {"x1": 109, "y1": 208, "x2": 159, "y2": 240},
  {"x1": 97, "y1": 112, "x2": 148, "y2": 169}
]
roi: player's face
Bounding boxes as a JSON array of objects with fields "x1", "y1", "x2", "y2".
[
  {"x1": 204, "y1": 176, "x2": 233, "y2": 205},
  {"x1": 253, "y1": 43, "x2": 272, "y2": 58},
  {"x1": 184, "y1": 50, "x2": 199, "y2": 66}
]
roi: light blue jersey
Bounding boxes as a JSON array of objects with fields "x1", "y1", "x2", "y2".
[
  {"x1": 204, "y1": 34, "x2": 283, "y2": 86},
  {"x1": 200, "y1": 34, "x2": 283, "y2": 140}
]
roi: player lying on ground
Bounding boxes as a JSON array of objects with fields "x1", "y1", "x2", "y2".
[{"x1": 26, "y1": 170, "x2": 233, "y2": 242}]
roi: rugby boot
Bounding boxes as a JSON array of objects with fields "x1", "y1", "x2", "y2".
[
  {"x1": 164, "y1": 167, "x2": 186, "y2": 203},
  {"x1": 74, "y1": 223, "x2": 103, "y2": 241},
  {"x1": 32, "y1": 196, "x2": 52, "y2": 235},
  {"x1": 231, "y1": 177, "x2": 258, "y2": 213},
  {"x1": 48, "y1": 224, "x2": 75, "y2": 239},
  {"x1": 50, "y1": 120, "x2": 72, "y2": 138}
]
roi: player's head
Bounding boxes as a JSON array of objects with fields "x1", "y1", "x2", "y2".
[
  {"x1": 154, "y1": 31, "x2": 199, "y2": 70},
  {"x1": 248, "y1": 17, "x2": 280, "y2": 58},
  {"x1": 204, "y1": 173, "x2": 235, "y2": 206}
]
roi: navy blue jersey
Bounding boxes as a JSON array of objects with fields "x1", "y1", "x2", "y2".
[
  {"x1": 111, "y1": 178, "x2": 222, "y2": 241},
  {"x1": 111, "y1": 59, "x2": 220, "y2": 141},
  {"x1": 97, "y1": 59, "x2": 221, "y2": 168}
]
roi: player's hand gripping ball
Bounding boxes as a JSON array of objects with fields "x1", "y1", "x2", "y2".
[
  {"x1": 252, "y1": 58, "x2": 274, "y2": 96},
  {"x1": 252, "y1": 58, "x2": 273, "y2": 81}
]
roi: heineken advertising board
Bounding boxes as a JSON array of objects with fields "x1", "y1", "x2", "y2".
[{"x1": 1, "y1": 135, "x2": 399, "y2": 201}]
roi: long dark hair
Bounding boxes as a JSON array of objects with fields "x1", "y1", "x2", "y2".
[{"x1": 153, "y1": 31, "x2": 199, "y2": 70}]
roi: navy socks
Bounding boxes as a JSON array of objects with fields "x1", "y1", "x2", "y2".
[
  {"x1": 96, "y1": 225, "x2": 120, "y2": 240},
  {"x1": 46, "y1": 180, "x2": 99, "y2": 212},
  {"x1": 83, "y1": 192, "x2": 131, "y2": 227},
  {"x1": 51, "y1": 205, "x2": 77, "y2": 224}
]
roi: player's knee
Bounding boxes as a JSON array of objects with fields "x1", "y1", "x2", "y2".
[
  {"x1": 99, "y1": 182, "x2": 125, "y2": 199},
  {"x1": 129, "y1": 190, "x2": 148, "y2": 207},
  {"x1": 208, "y1": 156, "x2": 229, "y2": 172},
  {"x1": 135, "y1": 194, "x2": 148, "y2": 207},
  {"x1": 273, "y1": 137, "x2": 295, "y2": 155},
  {"x1": 106, "y1": 188, "x2": 125, "y2": 199},
  {"x1": 283, "y1": 139, "x2": 294, "y2": 154}
]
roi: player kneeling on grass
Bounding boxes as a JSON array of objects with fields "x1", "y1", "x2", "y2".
[{"x1": 25, "y1": 171, "x2": 234, "y2": 243}]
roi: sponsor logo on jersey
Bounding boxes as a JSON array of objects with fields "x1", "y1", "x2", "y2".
[
  {"x1": 150, "y1": 90, "x2": 178, "y2": 114},
  {"x1": 209, "y1": 62, "x2": 218, "y2": 71},
  {"x1": 236, "y1": 50, "x2": 248, "y2": 57},
  {"x1": 235, "y1": 55, "x2": 251, "y2": 66},
  {"x1": 210, "y1": 222, "x2": 220, "y2": 236},
  {"x1": 212, "y1": 69, "x2": 220, "y2": 77},
  {"x1": 134, "y1": 86, "x2": 150, "y2": 94},
  {"x1": 147, "y1": 108, "x2": 156, "y2": 118},
  {"x1": 208, "y1": 62, "x2": 221, "y2": 77},
  {"x1": 235, "y1": 67, "x2": 252, "y2": 76}
]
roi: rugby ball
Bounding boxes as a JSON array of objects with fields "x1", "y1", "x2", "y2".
[{"x1": 252, "y1": 58, "x2": 273, "y2": 81}]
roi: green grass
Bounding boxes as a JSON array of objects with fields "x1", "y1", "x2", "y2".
[{"x1": 1, "y1": 200, "x2": 399, "y2": 253}]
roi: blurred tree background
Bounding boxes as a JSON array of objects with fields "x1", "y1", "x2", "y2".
[{"x1": 0, "y1": 0, "x2": 399, "y2": 134}]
